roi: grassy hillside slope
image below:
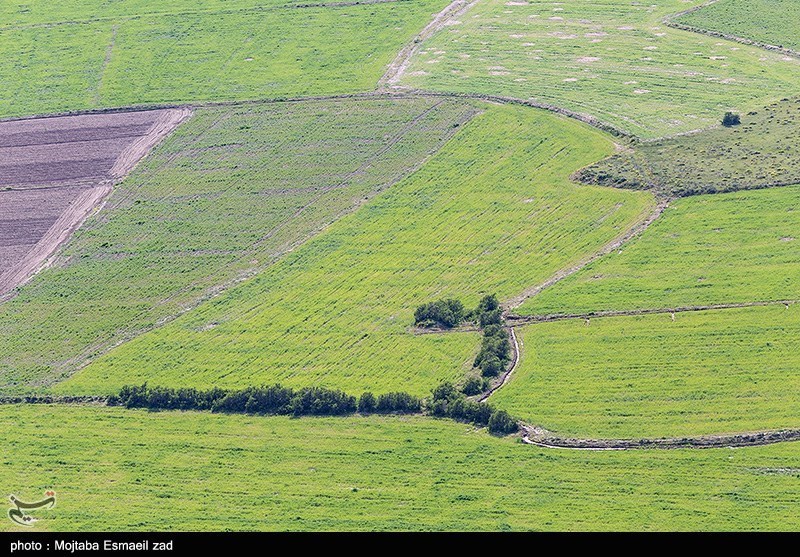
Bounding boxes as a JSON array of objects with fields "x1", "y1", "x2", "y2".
[
  {"x1": 494, "y1": 306, "x2": 800, "y2": 438},
  {"x1": 517, "y1": 185, "x2": 800, "y2": 316},
  {"x1": 578, "y1": 97, "x2": 800, "y2": 197},
  {"x1": 3, "y1": 405, "x2": 800, "y2": 531},
  {"x1": 0, "y1": 98, "x2": 478, "y2": 392},
  {"x1": 401, "y1": 0, "x2": 800, "y2": 137},
  {"x1": 61, "y1": 105, "x2": 654, "y2": 396},
  {"x1": 0, "y1": 0, "x2": 449, "y2": 118},
  {"x1": 676, "y1": 0, "x2": 800, "y2": 52}
]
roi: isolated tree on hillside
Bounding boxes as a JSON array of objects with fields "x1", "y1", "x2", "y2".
[{"x1": 722, "y1": 112, "x2": 741, "y2": 127}]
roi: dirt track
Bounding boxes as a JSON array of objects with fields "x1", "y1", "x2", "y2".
[
  {"x1": 0, "y1": 108, "x2": 191, "y2": 297},
  {"x1": 507, "y1": 299, "x2": 798, "y2": 326},
  {"x1": 378, "y1": 0, "x2": 481, "y2": 89},
  {"x1": 522, "y1": 426, "x2": 800, "y2": 450}
]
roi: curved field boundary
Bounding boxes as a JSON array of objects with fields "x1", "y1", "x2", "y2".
[
  {"x1": 522, "y1": 426, "x2": 800, "y2": 450},
  {"x1": 504, "y1": 197, "x2": 669, "y2": 311},
  {"x1": 664, "y1": 0, "x2": 800, "y2": 60},
  {"x1": 0, "y1": 89, "x2": 633, "y2": 141},
  {"x1": 506, "y1": 299, "x2": 798, "y2": 326}
]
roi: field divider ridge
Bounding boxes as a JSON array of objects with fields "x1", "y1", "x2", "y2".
[{"x1": 506, "y1": 299, "x2": 799, "y2": 326}]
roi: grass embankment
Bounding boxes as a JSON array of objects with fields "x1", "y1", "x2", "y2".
[
  {"x1": 675, "y1": 0, "x2": 800, "y2": 52},
  {"x1": 3, "y1": 405, "x2": 800, "y2": 531},
  {"x1": 493, "y1": 305, "x2": 800, "y2": 439},
  {"x1": 401, "y1": 0, "x2": 800, "y2": 138},
  {"x1": 578, "y1": 98, "x2": 800, "y2": 196},
  {"x1": 0, "y1": 98, "x2": 478, "y2": 391},
  {"x1": 517, "y1": 185, "x2": 800, "y2": 316},
  {"x1": 0, "y1": 0, "x2": 449, "y2": 118},
  {"x1": 60, "y1": 105, "x2": 653, "y2": 396}
]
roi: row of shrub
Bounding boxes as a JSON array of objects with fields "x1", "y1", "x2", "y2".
[
  {"x1": 474, "y1": 324, "x2": 512, "y2": 377},
  {"x1": 413, "y1": 298, "x2": 465, "y2": 329},
  {"x1": 109, "y1": 384, "x2": 422, "y2": 417},
  {"x1": 430, "y1": 382, "x2": 519, "y2": 435},
  {"x1": 109, "y1": 382, "x2": 519, "y2": 435},
  {"x1": 414, "y1": 293, "x2": 503, "y2": 330}
]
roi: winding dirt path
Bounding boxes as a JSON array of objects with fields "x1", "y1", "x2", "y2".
[{"x1": 504, "y1": 197, "x2": 670, "y2": 312}]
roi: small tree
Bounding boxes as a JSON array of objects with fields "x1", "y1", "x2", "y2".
[
  {"x1": 722, "y1": 112, "x2": 741, "y2": 127},
  {"x1": 432, "y1": 381, "x2": 459, "y2": 402},
  {"x1": 358, "y1": 392, "x2": 377, "y2": 414},
  {"x1": 414, "y1": 299, "x2": 465, "y2": 328},
  {"x1": 476, "y1": 294, "x2": 499, "y2": 313},
  {"x1": 488, "y1": 410, "x2": 518, "y2": 435},
  {"x1": 461, "y1": 376, "x2": 486, "y2": 396},
  {"x1": 480, "y1": 355, "x2": 503, "y2": 377}
]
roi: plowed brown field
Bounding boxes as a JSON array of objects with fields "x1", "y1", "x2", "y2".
[{"x1": 0, "y1": 108, "x2": 189, "y2": 296}]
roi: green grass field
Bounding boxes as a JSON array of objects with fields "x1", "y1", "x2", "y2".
[
  {"x1": 493, "y1": 306, "x2": 800, "y2": 439},
  {"x1": 578, "y1": 97, "x2": 800, "y2": 197},
  {"x1": 0, "y1": 97, "x2": 478, "y2": 392},
  {"x1": 518, "y1": 185, "x2": 800, "y2": 316},
  {"x1": 676, "y1": 0, "x2": 800, "y2": 52},
  {"x1": 400, "y1": 0, "x2": 800, "y2": 138},
  {"x1": 58, "y1": 105, "x2": 653, "y2": 396},
  {"x1": 0, "y1": 0, "x2": 448, "y2": 118},
  {"x1": 4, "y1": 405, "x2": 800, "y2": 531}
]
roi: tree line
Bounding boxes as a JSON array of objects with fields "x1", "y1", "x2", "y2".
[
  {"x1": 413, "y1": 293, "x2": 503, "y2": 330},
  {"x1": 109, "y1": 384, "x2": 421, "y2": 417},
  {"x1": 430, "y1": 381, "x2": 518, "y2": 435},
  {"x1": 108, "y1": 381, "x2": 518, "y2": 435}
]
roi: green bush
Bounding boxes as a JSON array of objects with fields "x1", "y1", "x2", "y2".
[
  {"x1": 358, "y1": 392, "x2": 377, "y2": 414},
  {"x1": 414, "y1": 299, "x2": 466, "y2": 328},
  {"x1": 722, "y1": 112, "x2": 741, "y2": 127},
  {"x1": 488, "y1": 410, "x2": 519, "y2": 435},
  {"x1": 461, "y1": 376, "x2": 487, "y2": 396}
]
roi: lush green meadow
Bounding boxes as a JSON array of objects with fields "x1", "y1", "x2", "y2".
[
  {"x1": 518, "y1": 185, "x2": 800, "y2": 316},
  {"x1": 676, "y1": 0, "x2": 800, "y2": 52},
  {"x1": 3, "y1": 405, "x2": 800, "y2": 531},
  {"x1": 59, "y1": 105, "x2": 653, "y2": 396},
  {"x1": 0, "y1": 0, "x2": 448, "y2": 118},
  {"x1": 578, "y1": 97, "x2": 800, "y2": 197},
  {"x1": 0, "y1": 98, "x2": 478, "y2": 392},
  {"x1": 401, "y1": 0, "x2": 800, "y2": 137},
  {"x1": 494, "y1": 305, "x2": 800, "y2": 439}
]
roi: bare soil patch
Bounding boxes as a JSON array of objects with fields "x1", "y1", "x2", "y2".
[{"x1": 0, "y1": 108, "x2": 190, "y2": 297}]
